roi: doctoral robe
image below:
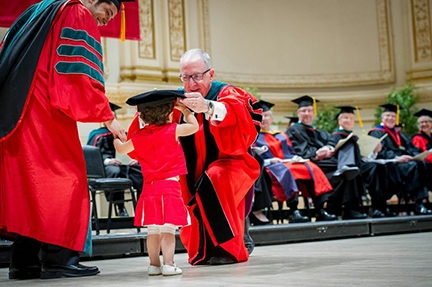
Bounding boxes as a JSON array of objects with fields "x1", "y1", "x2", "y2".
[
  {"x1": 331, "y1": 130, "x2": 391, "y2": 210},
  {"x1": 177, "y1": 82, "x2": 261, "y2": 265},
  {"x1": 287, "y1": 123, "x2": 364, "y2": 215},
  {"x1": 255, "y1": 130, "x2": 332, "y2": 203},
  {"x1": 0, "y1": 0, "x2": 113, "y2": 253},
  {"x1": 411, "y1": 131, "x2": 432, "y2": 190},
  {"x1": 369, "y1": 126, "x2": 428, "y2": 201}
]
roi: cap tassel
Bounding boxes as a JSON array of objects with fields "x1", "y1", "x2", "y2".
[
  {"x1": 355, "y1": 106, "x2": 363, "y2": 128},
  {"x1": 396, "y1": 104, "x2": 400, "y2": 126},
  {"x1": 120, "y1": 3, "x2": 126, "y2": 42},
  {"x1": 312, "y1": 97, "x2": 317, "y2": 116}
]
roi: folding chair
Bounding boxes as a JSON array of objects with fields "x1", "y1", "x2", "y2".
[{"x1": 82, "y1": 145, "x2": 139, "y2": 234}]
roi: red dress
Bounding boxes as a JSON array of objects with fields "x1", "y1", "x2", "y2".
[{"x1": 131, "y1": 123, "x2": 189, "y2": 227}]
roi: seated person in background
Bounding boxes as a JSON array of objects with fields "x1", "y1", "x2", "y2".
[
  {"x1": 411, "y1": 108, "x2": 432, "y2": 191},
  {"x1": 331, "y1": 106, "x2": 396, "y2": 218},
  {"x1": 254, "y1": 100, "x2": 336, "y2": 223},
  {"x1": 369, "y1": 104, "x2": 431, "y2": 215},
  {"x1": 286, "y1": 95, "x2": 367, "y2": 220},
  {"x1": 86, "y1": 102, "x2": 143, "y2": 216},
  {"x1": 249, "y1": 150, "x2": 274, "y2": 225}
]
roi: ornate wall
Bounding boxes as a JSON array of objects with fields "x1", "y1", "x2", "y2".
[
  {"x1": 98, "y1": 0, "x2": 432, "y2": 134},
  {"x1": 1, "y1": 1, "x2": 431, "y2": 136}
]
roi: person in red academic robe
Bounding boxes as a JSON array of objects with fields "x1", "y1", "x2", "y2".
[
  {"x1": 254, "y1": 100, "x2": 336, "y2": 224},
  {"x1": 411, "y1": 108, "x2": 432, "y2": 191},
  {"x1": 0, "y1": 0, "x2": 129, "y2": 280},
  {"x1": 175, "y1": 49, "x2": 262, "y2": 265}
]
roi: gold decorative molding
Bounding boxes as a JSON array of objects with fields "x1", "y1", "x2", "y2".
[
  {"x1": 138, "y1": 0, "x2": 155, "y2": 59},
  {"x1": 202, "y1": 0, "x2": 394, "y2": 88},
  {"x1": 411, "y1": 0, "x2": 432, "y2": 62},
  {"x1": 168, "y1": 0, "x2": 186, "y2": 61}
]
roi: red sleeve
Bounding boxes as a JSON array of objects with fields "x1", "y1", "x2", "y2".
[
  {"x1": 209, "y1": 86, "x2": 261, "y2": 155},
  {"x1": 46, "y1": 2, "x2": 112, "y2": 122}
]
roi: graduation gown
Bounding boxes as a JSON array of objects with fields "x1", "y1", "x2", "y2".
[
  {"x1": 255, "y1": 130, "x2": 332, "y2": 203},
  {"x1": 0, "y1": 0, "x2": 113, "y2": 253},
  {"x1": 331, "y1": 130, "x2": 390, "y2": 210},
  {"x1": 369, "y1": 126, "x2": 428, "y2": 201},
  {"x1": 411, "y1": 131, "x2": 432, "y2": 190},
  {"x1": 287, "y1": 123, "x2": 364, "y2": 215},
  {"x1": 179, "y1": 83, "x2": 261, "y2": 265}
]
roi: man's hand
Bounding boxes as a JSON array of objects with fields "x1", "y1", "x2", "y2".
[
  {"x1": 179, "y1": 92, "x2": 208, "y2": 113},
  {"x1": 395, "y1": 155, "x2": 412, "y2": 163},
  {"x1": 105, "y1": 119, "x2": 126, "y2": 141}
]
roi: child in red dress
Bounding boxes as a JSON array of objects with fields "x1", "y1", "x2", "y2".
[{"x1": 114, "y1": 90, "x2": 198, "y2": 276}]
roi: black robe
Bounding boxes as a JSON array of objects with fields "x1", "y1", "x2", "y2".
[
  {"x1": 286, "y1": 124, "x2": 364, "y2": 215},
  {"x1": 369, "y1": 126, "x2": 428, "y2": 201},
  {"x1": 331, "y1": 130, "x2": 390, "y2": 210}
]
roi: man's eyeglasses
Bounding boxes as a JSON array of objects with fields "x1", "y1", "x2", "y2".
[{"x1": 179, "y1": 68, "x2": 211, "y2": 83}]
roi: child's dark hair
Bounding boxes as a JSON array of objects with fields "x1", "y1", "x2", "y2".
[{"x1": 138, "y1": 102, "x2": 175, "y2": 125}]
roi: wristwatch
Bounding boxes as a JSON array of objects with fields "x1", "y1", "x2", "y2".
[{"x1": 206, "y1": 100, "x2": 214, "y2": 116}]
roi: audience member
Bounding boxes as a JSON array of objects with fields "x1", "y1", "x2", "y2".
[
  {"x1": 331, "y1": 106, "x2": 396, "y2": 217},
  {"x1": 87, "y1": 102, "x2": 143, "y2": 216},
  {"x1": 369, "y1": 104, "x2": 432, "y2": 215},
  {"x1": 254, "y1": 100, "x2": 336, "y2": 223},
  {"x1": 0, "y1": 0, "x2": 129, "y2": 279},
  {"x1": 286, "y1": 95, "x2": 367, "y2": 219},
  {"x1": 411, "y1": 108, "x2": 432, "y2": 191}
]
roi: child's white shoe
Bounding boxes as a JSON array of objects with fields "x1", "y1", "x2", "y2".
[
  {"x1": 148, "y1": 265, "x2": 162, "y2": 276},
  {"x1": 162, "y1": 264, "x2": 182, "y2": 276}
]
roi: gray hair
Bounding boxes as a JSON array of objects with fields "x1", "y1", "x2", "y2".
[{"x1": 180, "y1": 49, "x2": 212, "y2": 69}]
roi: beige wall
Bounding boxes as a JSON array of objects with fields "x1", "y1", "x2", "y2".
[{"x1": 2, "y1": 0, "x2": 432, "y2": 139}]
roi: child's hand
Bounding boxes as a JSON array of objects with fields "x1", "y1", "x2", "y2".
[{"x1": 174, "y1": 102, "x2": 188, "y2": 112}]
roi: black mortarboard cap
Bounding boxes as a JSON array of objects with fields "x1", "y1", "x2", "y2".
[
  {"x1": 334, "y1": 105, "x2": 357, "y2": 120},
  {"x1": 259, "y1": 100, "x2": 275, "y2": 112},
  {"x1": 414, "y1": 108, "x2": 432, "y2": 118},
  {"x1": 334, "y1": 105, "x2": 363, "y2": 126},
  {"x1": 109, "y1": 102, "x2": 122, "y2": 111},
  {"x1": 379, "y1": 103, "x2": 401, "y2": 113},
  {"x1": 291, "y1": 95, "x2": 319, "y2": 108},
  {"x1": 126, "y1": 90, "x2": 185, "y2": 107},
  {"x1": 110, "y1": 0, "x2": 135, "y2": 10}
]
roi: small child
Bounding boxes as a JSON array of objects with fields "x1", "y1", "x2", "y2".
[{"x1": 114, "y1": 90, "x2": 198, "y2": 276}]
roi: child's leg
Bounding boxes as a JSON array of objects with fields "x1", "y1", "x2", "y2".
[
  {"x1": 160, "y1": 224, "x2": 177, "y2": 266},
  {"x1": 147, "y1": 225, "x2": 161, "y2": 267}
]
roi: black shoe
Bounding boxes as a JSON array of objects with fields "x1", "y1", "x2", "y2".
[
  {"x1": 343, "y1": 209, "x2": 368, "y2": 220},
  {"x1": 244, "y1": 217, "x2": 255, "y2": 255},
  {"x1": 371, "y1": 209, "x2": 386, "y2": 218},
  {"x1": 315, "y1": 209, "x2": 337, "y2": 221},
  {"x1": 414, "y1": 203, "x2": 432, "y2": 215},
  {"x1": 41, "y1": 263, "x2": 100, "y2": 279},
  {"x1": 117, "y1": 206, "x2": 129, "y2": 217},
  {"x1": 208, "y1": 257, "x2": 235, "y2": 265},
  {"x1": 333, "y1": 165, "x2": 360, "y2": 181},
  {"x1": 248, "y1": 212, "x2": 272, "y2": 226},
  {"x1": 383, "y1": 208, "x2": 397, "y2": 217},
  {"x1": 289, "y1": 210, "x2": 310, "y2": 223},
  {"x1": 9, "y1": 266, "x2": 40, "y2": 280}
]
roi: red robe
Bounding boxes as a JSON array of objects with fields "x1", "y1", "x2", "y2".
[
  {"x1": 178, "y1": 85, "x2": 261, "y2": 265},
  {"x1": 257, "y1": 131, "x2": 332, "y2": 201},
  {"x1": 0, "y1": 0, "x2": 113, "y2": 253},
  {"x1": 411, "y1": 131, "x2": 432, "y2": 162}
]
